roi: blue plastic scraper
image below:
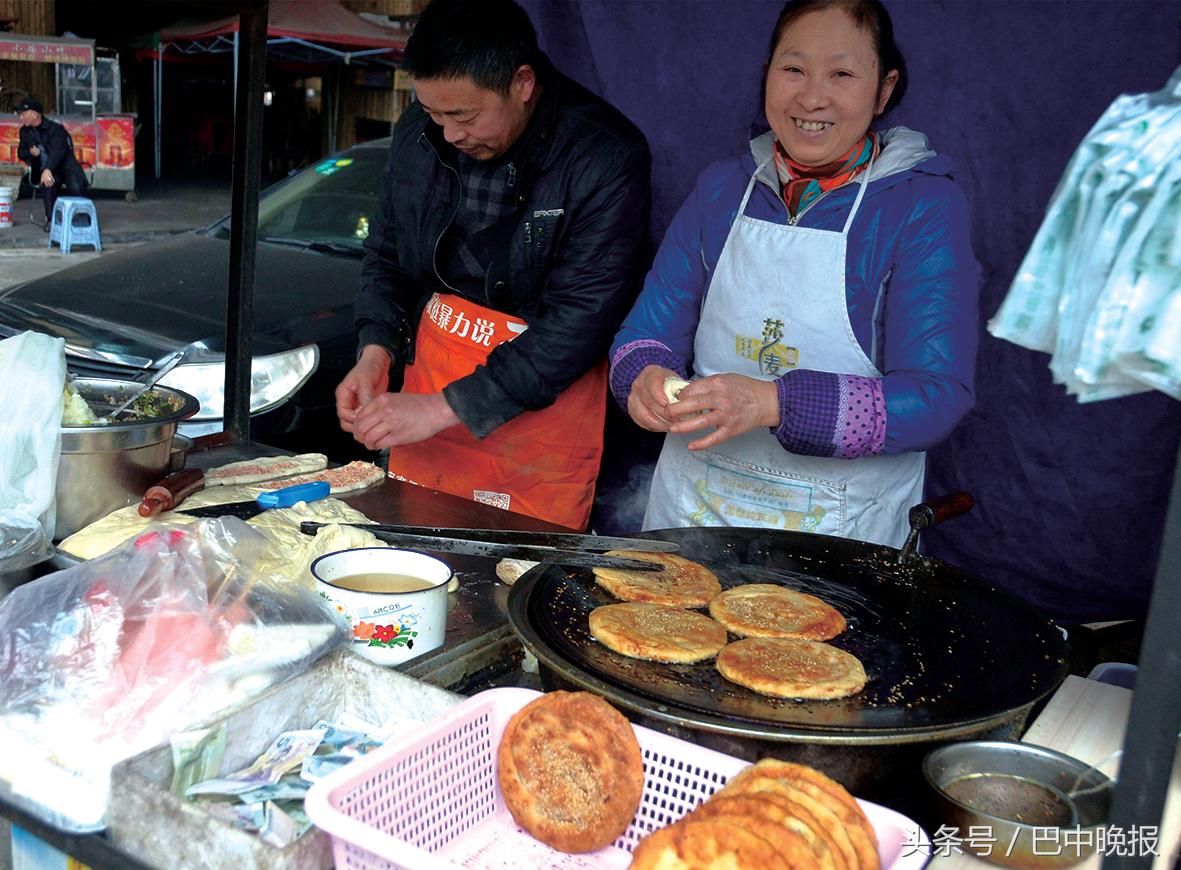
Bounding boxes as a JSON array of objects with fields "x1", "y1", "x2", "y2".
[{"x1": 178, "y1": 480, "x2": 331, "y2": 520}]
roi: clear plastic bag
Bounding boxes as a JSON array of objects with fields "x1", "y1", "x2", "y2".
[
  {"x1": 990, "y1": 64, "x2": 1181, "y2": 404},
  {"x1": 0, "y1": 517, "x2": 348, "y2": 831},
  {"x1": 0, "y1": 331, "x2": 66, "y2": 570}
]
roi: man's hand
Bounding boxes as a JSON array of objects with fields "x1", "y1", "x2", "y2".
[
  {"x1": 29, "y1": 145, "x2": 40, "y2": 157},
  {"x1": 335, "y1": 345, "x2": 391, "y2": 433},
  {"x1": 626, "y1": 364, "x2": 683, "y2": 432},
  {"x1": 667, "y1": 373, "x2": 780, "y2": 451},
  {"x1": 352, "y1": 391, "x2": 460, "y2": 450},
  {"x1": 39, "y1": 168, "x2": 53, "y2": 187}
]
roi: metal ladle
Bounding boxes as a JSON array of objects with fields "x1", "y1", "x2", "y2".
[{"x1": 97, "y1": 352, "x2": 185, "y2": 424}]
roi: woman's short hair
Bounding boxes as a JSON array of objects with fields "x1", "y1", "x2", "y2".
[
  {"x1": 766, "y1": 0, "x2": 908, "y2": 113},
  {"x1": 402, "y1": 0, "x2": 540, "y2": 95}
]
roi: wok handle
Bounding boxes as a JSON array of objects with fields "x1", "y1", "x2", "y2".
[{"x1": 907, "y1": 491, "x2": 975, "y2": 531}]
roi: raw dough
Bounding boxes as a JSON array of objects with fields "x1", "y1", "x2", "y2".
[
  {"x1": 204, "y1": 453, "x2": 328, "y2": 486},
  {"x1": 663, "y1": 377, "x2": 691, "y2": 403}
]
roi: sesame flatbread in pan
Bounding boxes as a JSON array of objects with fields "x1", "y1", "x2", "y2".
[
  {"x1": 709, "y1": 583, "x2": 847, "y2": 640},
  {"x1": 588, "y1": 602, "x2": 728, "y2": 663},
  {"x1": 509, "y1": 527, "x2": 1068, "y2": 736},
  {"x1": 592, "y1": 551, "x2": 721, "y2": 608},
  {"x1": 715, "y1": 637, "x2": 868, "y2": 700}
]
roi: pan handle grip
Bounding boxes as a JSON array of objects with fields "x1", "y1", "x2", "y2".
[{"x1": 907, "y1": 491, "x2": 974, "y2": 532}]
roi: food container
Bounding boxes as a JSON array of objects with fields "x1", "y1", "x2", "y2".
[
  {"x1": 57, "y1": 377, "x2": 199, "y2": 539},
  {"x1": 108, "y1": 649, "x2": 461, "y2": 870},
  {"x1": 923, "y1": 740, "x2": 1114, "y2": 868},
  {"x1": 169, "y1": 433, "x2": 194, "y2": 473},
  {"x1": 312, "y1": 548, "x2": 453, "y2": 667},
  {"x1": 305, "y1": 686, "x2": 931, "y2": 870}
]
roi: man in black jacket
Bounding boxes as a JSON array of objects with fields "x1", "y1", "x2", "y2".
[
  {"x1": 336, "y1": 0, "x2": 651, "y2": 530},
  {"x1": 15, "y1": 97, "x2": 89, "y2": 228}
]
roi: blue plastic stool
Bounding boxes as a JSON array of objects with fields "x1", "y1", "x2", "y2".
[{"x1": 48, "y1": 196, "x2": 101, "y2": 253}]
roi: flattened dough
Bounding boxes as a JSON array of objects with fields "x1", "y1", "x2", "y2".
[
  {"x1": 708, "y1": 584, "x2": 846, "y2": 640},
  {"x1": 589, "y1": 602, "x2": 728, "y2": 663},
  {"x1": 592, "y1": 551, "x2": 721, "y2": 608},
  {"x1": 715, "y1": 637, "x2": 867, "y2": 700}
]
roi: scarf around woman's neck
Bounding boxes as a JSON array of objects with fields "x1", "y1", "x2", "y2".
[{"x1": 773, "y1": 131, "x2": 879, "y2": 218}]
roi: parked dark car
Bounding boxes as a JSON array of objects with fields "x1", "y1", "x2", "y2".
[{"x1": 0, "y1": 139, "x2": 389, "y2": 461}]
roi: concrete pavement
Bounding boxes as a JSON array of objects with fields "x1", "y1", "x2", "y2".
[{"x1": 0, "y1": 177, "x2": 230, "y2": 250}]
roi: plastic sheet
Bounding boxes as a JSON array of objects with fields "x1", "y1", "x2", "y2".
[
  {"x1": 990, "y1": 65, "x2": 1181, "y2": 402},
  {"x1": 0, "y1": 331, "x2": 66, "y2": 570},
  {"x1": 0, "y1": 517, "x2": 347, "y2": 832}
]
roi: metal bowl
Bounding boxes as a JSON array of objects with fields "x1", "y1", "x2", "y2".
[
  {"x1": 56, "y1": 377, "x2": 199, "y2": 540},
  {"x1": 923, "y1": 741, "x2": 1114, "y2": 868}
]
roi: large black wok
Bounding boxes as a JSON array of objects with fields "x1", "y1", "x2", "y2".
[{"x1": 506, "y1": 524, "x2": 1069, "y2": 802}]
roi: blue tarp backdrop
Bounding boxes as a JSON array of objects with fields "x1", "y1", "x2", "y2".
[{"x1": 519, "y1": 0, "x2": 1181, "y2": 626}]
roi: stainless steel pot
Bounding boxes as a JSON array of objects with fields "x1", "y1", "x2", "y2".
[{"x1": 56, "y1": 378, "x2": 199, "y2": 540}]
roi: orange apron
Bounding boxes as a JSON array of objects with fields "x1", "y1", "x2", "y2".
[{"x1": 388, "y1": 292, "x2": 607, "y2": 531}]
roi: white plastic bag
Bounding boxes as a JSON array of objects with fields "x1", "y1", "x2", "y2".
[
  {"x1": 0, "y1": 517, "x2": 348, "y2": 831},
  {"x1": 0, "y1": 331, "x2": 66, "y2": 569}
]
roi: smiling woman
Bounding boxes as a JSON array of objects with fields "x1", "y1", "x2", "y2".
[{"x1": 609, "y1": 0, "x2": 981, "y2": 548}]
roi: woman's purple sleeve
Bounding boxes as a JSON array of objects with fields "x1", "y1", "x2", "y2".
[{"x1": 773, "y1": 370, "x2": 886, "y2": 458}]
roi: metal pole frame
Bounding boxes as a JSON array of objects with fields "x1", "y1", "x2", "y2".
[
  {"x1": 223, "y1": 2, "x2": 268, "y2": 444},
  {"x1": 1101, "y1": 436, "x2": 1181, "y2": 869},
  {"x1": 153, "y1": 50, "x2": 162, "y2": 180}
]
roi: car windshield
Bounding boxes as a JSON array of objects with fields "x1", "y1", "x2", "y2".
[{"x1": 209, "y1": 146, "x2": 386, "y2": 252}]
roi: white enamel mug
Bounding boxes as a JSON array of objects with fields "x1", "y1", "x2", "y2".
[{"x1": 311, "y1": 547, "x2": 453, "y2": 666}]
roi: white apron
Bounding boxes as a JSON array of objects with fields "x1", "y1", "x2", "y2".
[{"x1": 643, "y1": 156, "x2": 924, "y2": 547}]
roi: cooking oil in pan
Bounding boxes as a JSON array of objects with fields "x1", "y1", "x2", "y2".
[{"x1": 943, "y1": 772, "x2": 1077, "y2": 827}]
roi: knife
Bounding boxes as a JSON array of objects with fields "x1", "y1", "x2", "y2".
[
  {"x1": 179, "y1": 481, "x2": 331, "y2": 520},
  {"x1": 297, "y1": 522, "x2": 679, "y2": 553},
  {"x1": 298, "y1": 522, "x2": 666, "y2": 571}
]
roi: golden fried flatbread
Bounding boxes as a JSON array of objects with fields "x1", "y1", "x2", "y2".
[
  {"x1": 715, "y1": 638, "x2": 867, "y2": 700},
  {"x1": 717, "y1": 775, "x2": 859, "y2": 870},
  {"x1": 708, "y1": 583, "x2": 846, "y2": 640},
  {"x1": 690, "y1": 794, "x2": 845, "y2": 870},
  {"x1": 629, "y1": 818, "x2": 792, "y2": 870},
  {"x1": 589, "y1": 602, "x2": 728, "y2": 663},
  {"x1": 593, "y1": 551, "x2": 721, "y2": 608},
  {"x1": 497, "y1": 691, "x2": 643, "y2": 853},
  {"x1": 725, "y1": 759, "x2": 879, "y2": 870}
]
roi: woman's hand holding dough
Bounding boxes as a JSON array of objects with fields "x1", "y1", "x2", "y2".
[
  {"x1": 667, "y1": 373, "x2": 780, "y2": 451},
  {"x1": 627, "y1": 365, "x2": 684, "y2": 432}
]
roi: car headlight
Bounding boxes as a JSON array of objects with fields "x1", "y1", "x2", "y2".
[{"x1": 159, "y1": 345, "x2": 319, "y2": 421}]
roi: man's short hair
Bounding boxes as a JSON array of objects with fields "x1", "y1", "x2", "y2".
[
  {"x1": 14, "y1": 96, "x2": 43, "y2": 114},
  {"x1": 402, "y1": 0, "x2": 539, "y2": 94}
]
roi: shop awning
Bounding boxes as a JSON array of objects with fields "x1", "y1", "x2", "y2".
[{"x1": 157, "y1": 0, "x2": 405, "y2": 64}]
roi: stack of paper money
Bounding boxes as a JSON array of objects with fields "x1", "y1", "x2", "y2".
[{"x1": 173, "y1": 711, "x2": 416, "y2": 848}]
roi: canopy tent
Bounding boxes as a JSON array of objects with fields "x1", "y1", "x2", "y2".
[
  {"x1": 158, "y1": 0, "x2": 406, "y2": 63},
  {"x1": 147, "y1": 0, "x2": 408, "y2": 177}
]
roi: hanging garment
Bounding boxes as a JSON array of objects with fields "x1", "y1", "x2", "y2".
[
  {"x1": 388, "y1": 292, "x2": 607, "y2": 530},
  {"x1": 644, "y1": 156, "x2": 925, "y2": 547}
]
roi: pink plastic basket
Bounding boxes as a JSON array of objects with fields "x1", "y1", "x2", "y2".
[{"x1": 305, "y1": 687, "x2": 930, "y2": 869}]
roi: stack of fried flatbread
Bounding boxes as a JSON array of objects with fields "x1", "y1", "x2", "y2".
[
  {"x1": 629, "y1": 758, "x2": 880, "y2": 870},
  {"x1": 497, "y1": 691, "x2": 644, "y2": 853},
  {"x1": 590, "y1": 552, "x2": 868, "y2": 700}
]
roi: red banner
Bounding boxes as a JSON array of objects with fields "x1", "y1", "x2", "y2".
[
  {"x1": 0, "y1": 38, "x2": 93, "y2": 66},
  {"x1": 0, "y1": 116, "x2": 133, "y2": 173},
  {"x1": 95, "y1": 116, "x2": 134, "y2": 169}
]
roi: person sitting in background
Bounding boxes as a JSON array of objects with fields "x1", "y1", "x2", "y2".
[
  {"x1": 610, "y1": 0, "x2": 980, "y2": 547},
  {"x1": 15, "y1": 96, "x2": 89, "y2": 230}
]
